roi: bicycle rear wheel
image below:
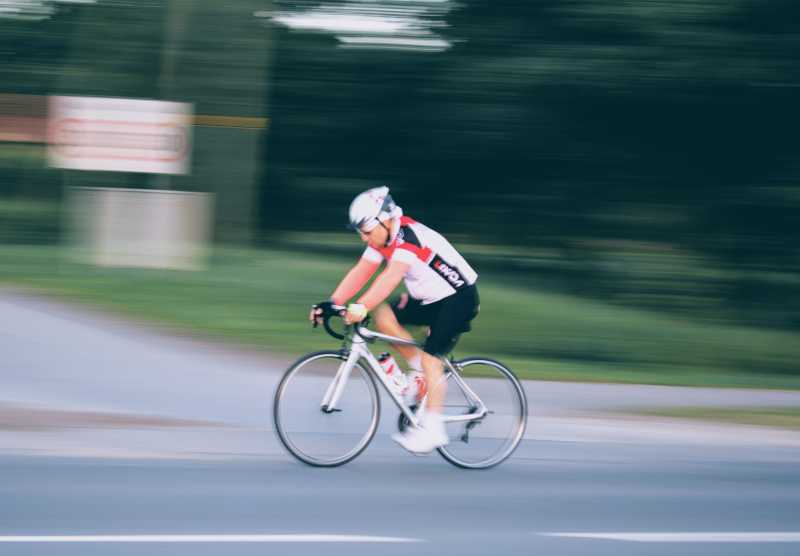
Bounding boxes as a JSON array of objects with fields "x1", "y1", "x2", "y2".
[
  {"x1": 273, "y1": 351, "x2": 380, "y2": 467},
  {"x1": 437, "y1": 357, "x2": 528, "y2": 469}
]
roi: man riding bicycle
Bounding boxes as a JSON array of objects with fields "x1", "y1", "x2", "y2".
[{"x1": 310, "y1": 186, "x2": 480, "y2": 454}]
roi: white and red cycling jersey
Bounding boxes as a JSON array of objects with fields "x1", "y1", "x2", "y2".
[{"x1": 361, "y1": 216, "x2": 478, "y2": 305}]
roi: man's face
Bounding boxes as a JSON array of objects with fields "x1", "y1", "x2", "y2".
[{"x1": 358, "y1": 219, "x2": 390, "y2": 249}]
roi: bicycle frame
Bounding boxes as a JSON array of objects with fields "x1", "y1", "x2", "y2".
[{"x1": 319, "y1": 324, "x2": 488, "y2": 430}]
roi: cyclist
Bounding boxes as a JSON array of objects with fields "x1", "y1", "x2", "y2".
[{"x1": 310, "y1": 186, "x2": 479, "y2": 454}]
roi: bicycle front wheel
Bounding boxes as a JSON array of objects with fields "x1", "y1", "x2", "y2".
[
  {"x1": 437, "y1": 357, "x2": 528, "y2": 469},
  {"x1": 273, "y1": 351, "x2": 380, "y2": 467}
]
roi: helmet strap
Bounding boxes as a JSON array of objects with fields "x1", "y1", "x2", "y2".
[{"x1": 379, "y1": 220, "x2": 392, "y2": 247}]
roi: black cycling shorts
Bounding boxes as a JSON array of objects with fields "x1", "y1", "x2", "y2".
[{"x1": 390, "y1": 285, "x2": 480, "y2": 357}]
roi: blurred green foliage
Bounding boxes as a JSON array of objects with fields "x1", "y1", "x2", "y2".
[
  {"x1": 260, "y1": 0, "x2": 800, "y2": 330},
  {"x1": 0, "y1": 198, "x2": 60, "y2": 244}
]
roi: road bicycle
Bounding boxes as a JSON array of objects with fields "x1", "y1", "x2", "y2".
[{"x1": 273, "y1": 305, "x2": 528, "y2": 469}]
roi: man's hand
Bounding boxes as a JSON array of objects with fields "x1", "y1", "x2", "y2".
[
  {"x1": 309, "y1": 300, "x2": 336, "y2": 327},
  {"x1": 344, "y1": 303, "x2": 368, "y2": 325}
]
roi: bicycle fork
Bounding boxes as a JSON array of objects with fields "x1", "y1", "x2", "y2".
[{"x1": 319, "y1": 347, "x2": 361, "y2": 413}]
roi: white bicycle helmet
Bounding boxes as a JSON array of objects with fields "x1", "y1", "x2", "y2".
[{"x1": 348, "y1": 186, "x2": 400, "y2": 232}]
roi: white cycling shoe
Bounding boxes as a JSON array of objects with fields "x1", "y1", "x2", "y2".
[{"x1": 392, "y1": 412, "x2": 449, "y2": 455}]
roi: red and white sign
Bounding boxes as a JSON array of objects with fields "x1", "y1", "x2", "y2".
[{"x1": 48, "y1": 96, "x2": 193, "y2": 175}]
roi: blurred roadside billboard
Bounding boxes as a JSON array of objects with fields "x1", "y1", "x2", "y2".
[{"x1": 48, "y1": 96, "x2": 193, "y2": 175}]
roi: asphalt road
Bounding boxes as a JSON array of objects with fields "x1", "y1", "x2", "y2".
[
  {"x1": 1, "y1": 290, "x2": 799, "y2": 555},
  {"x1": 2, "y1": 447, "x2": 799, "y2": 556}
]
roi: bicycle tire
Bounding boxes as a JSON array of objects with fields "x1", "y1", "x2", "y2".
[
  {"x1": 273, "y1": 350, "x2": 380, "y2": 467},
  {"x1": 436, "y1": 357, "x2": 528, "y2": 469}
]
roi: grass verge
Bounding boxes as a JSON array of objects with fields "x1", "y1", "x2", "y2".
[
  {"x1": 623, "y1": 407, "x2": 800, "y2": 430},
  {"x1": 1, "y1": 244, "x2": 799, "y2": 389}
]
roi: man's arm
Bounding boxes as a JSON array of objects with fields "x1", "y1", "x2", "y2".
[
  {"x1": 330, "y1": 257, "x2": 381, "y2": 305},
  {"x1": 356, "y1": 259, "x2": 409, "y2": 311}
]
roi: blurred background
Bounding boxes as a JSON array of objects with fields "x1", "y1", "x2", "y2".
[{"x1": 1, "y1": 0, "x2": 799, "y2": 388}]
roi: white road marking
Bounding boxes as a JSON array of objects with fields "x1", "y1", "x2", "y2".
[
  {"x1": 542, "y1": 532, "x2": 800, "y2": 543},
  {"x1": 0, "y1": 534, "x2": 422, "y2": 543}
]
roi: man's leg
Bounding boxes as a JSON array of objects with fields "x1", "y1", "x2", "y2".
[
  {"x1": 376, "y1": 300, "x2": 450, "y2": 453},
  {"x1": 374, "y1": 301, "x2": 445, "y2": 412},
  {"x1": 387, "y1": 289, "x2": 477, "y2": 453},
  {"x1": 391, "y1": 348, "x2": 449, "y2": 453},
  {"x1": 372, "y1": 302, "x2": 422, "y2": 363},
  {"x1": 420, "y1": 352, "x2": 444, "y2": 413}
]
